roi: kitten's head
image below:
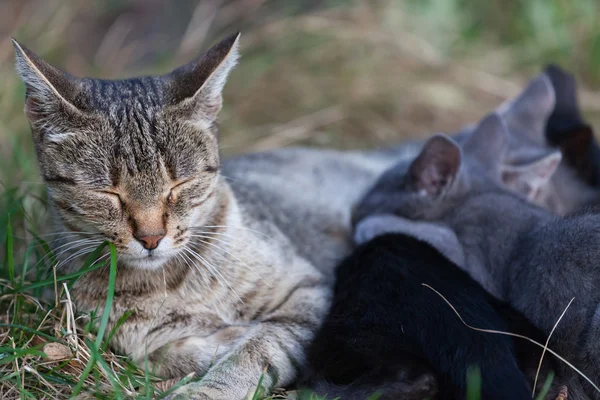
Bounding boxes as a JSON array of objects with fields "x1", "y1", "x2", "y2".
[
  {"x1": 497, "y1": 66, "x2": 600, "y2": 213},
  {"x1": 353, "y1": 113, "x2": 562, "y2": 224},
  {"x1": 13, "y1": 34, "x2": 240, "y2": 270}
]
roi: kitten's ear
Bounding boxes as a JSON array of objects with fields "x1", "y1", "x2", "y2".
[
  {"x1": 165, "y1": 33, "x2": 240, "y2": 121},
  {"x1": 499, "y1": 74, "x2": 555, "y2": 145},
  {"x1": 408, "y1": 134, "x2": 462, "y2": 197},
  {"x1": 463, "y1": 113, "x2": 509, "y2": 170},
  {"x1": 12, "y1": 38, "x2": 84, "y2": 120},
  {"x1": 501, "y1": 151, "x2": 562, "y2": 199}
]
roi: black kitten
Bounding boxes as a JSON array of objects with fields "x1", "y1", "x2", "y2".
[
  {"x1": 307, "y1": 231, "x2": 552, "y2": 400},
  {"x1": 545, "y1": 64, "x2": 600, "y2": 187}
]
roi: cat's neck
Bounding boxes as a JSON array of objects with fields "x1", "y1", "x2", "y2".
[
  {"x1": 444, "y1": 190, "x2": 553, "y2": 300},
  {"x1": 70, "y1": 179, "x2": 241, "y2": 308}
]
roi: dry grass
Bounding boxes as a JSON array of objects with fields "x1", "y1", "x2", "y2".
[{"x1": 2, "y1": 0, "x2": 600, "y2": 398}]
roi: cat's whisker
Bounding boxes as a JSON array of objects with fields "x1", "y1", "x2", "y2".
[
  {"x1": 69, "y1": 252, "x2": 111, "y2": 289},
  {"x1": 181, "y1": 247, "x2": 228, "y2": 295},
  {"x1": 191, "y1": 225, "x2": 279, "y2": 242},
  {"x1": 53, "y1": 245, "x2": 105, "y2": 272},
  {"x1": 43, "y1": 245, "x2": 109, "y2": 281},
  {"x1": 184, "y1": 245, "x2": 244, "y2": 304},
  {"x1": 31, "y1": 231, "x2": 102, "y2": 238},
  {"x1": 188, "y1": 230, "x2": 278, "y2": 267},
  {"x1": 14, "y1": 231, "x2": 102, "y2": 243},
  {"x1": 188, "y1": 230, "x2": 264, "y2": 249},
  {"x1": 43, "y1": 237, "x2": 104, "y2": 256},
  {"x1": 34, "y1": 239, "x2": 104, "y2": 272},
  {"x1": 188, "y1": 234, "x2": 271, "y2": 288}
]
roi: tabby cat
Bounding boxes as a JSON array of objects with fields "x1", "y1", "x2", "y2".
[{"x1": 14, "y1": 34, "x2": 330, "y2": 400}]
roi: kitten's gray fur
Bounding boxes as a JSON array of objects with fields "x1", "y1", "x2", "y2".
[
  {"x1": 354, "y1": 214, "x2": 465, "y2": 267},
  {"x1": 354, "y1": 114, "x2": 600, "y2": 398},
  {"x1": 222, "y1": 69, "x2": 598, "y2": 282},
  {"x1": 14, "y1": 35, "x2": 331, "y2": 400}
]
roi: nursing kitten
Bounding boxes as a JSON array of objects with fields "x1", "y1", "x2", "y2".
[
  {"x1": 308, "y1": 219, "x2": 555, "y2": 399},
  {"x1": 13, "y1": 35, "x2": 330, "y2": 400},
  {"x1": 354, "y1": 114, "x2": 600, "y2": 398},
  {"x1": 458, "y1": 69, "x2": 598, "y2": 215}
]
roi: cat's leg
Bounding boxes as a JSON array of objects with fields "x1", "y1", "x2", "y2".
[
  {"x1": 354, "y1": 214, "x2": 465, "y2": 267},
  {"x1": 165, "y1": 282, "x2": 330, "y2": 400}
]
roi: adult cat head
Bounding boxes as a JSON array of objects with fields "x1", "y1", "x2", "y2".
[
  {"x1": 353, "y1": 113, "x2": 562, "y2": 223},
  {"x1": 13, "y1": 34, "x2": 240, "y2": 270}
]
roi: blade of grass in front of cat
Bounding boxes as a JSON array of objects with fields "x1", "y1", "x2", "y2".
[
  {"x1": 535, "y1": 371, "x2": 555, "y2": 400},
  {"x1": 5, "y1": 217, "x2": 14, "y2": 283},
  {"x1": 71, "y1": 243, "x2": 117, "y2": 396},
  {"x1": 466, "y1": 365, "x2": 482, "y2": 400}
]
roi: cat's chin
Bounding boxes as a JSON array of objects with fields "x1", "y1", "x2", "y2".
[{"x1": 120, "y1": 255, "x2": 172, "y2": 270}]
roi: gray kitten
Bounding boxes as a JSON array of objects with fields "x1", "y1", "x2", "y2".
[{"x1": 354, "y1": 113, "x2": 600, "y2": 398}]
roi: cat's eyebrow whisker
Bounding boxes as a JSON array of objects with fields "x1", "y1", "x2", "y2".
[
  {"x1": 188, "y1": 234, "x2": 271, "y2": 288},
  {"x1": 185, "y1": 245, "x2": 244, "y2": 305}
]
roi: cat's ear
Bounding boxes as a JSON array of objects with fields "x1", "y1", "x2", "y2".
[
  {"x1": 501, "y1": 151, "x2": 562, "y2": 199},
  {"x1": 408, "y1": 134, "x2": 462, "y2": 197},
  {"x1": 499, "y1": 74, "x2": 555, "y2": 145},
  {"x1": 463, "y1": 113, "x2": 509, "y2": 171},
  {"x1": 12, "y1": 38, "x2": 84, "y2": 121},
  {"x1": 165, "y1": 33, "x2": 240, "y2": 122}
]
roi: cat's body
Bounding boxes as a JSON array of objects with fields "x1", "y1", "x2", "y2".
[
  {"x1": 13, "y1": 35, "x2": 334, "y2": 399},
  {"x1": 222, "y1": 146, "x2": 420, "y2": 276},
  {"x1": 307, "y1": 229, "x2": 554, "y2": 400},
  {"x1": 354, "y1": 115, "x2": 600, "y2": 398}
]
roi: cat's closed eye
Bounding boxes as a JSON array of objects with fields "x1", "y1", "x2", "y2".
[
  {"x1": 97, "y1": 190, "x2": 125, "y2": 209},
  {"x1": 167, "y1": 179, "x2": 195, "y2": 204}
]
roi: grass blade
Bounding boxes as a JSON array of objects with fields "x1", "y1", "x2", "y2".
[
  {"x1": 5, "y1": 217, "x2": 15, "y2": 282},
  {"x1": 71, "y1": 243, "x2": 118, "y2": 397}
]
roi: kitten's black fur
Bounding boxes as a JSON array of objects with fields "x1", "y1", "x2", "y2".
[
  {"x1": 307, "y1": 233, "x2": 551, "y2": 400},
  {"x1": 544, "y1": 64, "x2": 600, "y2": 187}
]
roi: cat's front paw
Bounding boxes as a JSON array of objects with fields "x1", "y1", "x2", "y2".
[
  {"x1": 165, "y1": 383, "x2": 213, "y2": 400},
  {"x1": 165, "y1": 382, "x2": 257, "y2": 400}
]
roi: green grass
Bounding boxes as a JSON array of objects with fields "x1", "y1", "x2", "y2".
[{"x1": 2, "y1": 0, "x2": 600, "y2": 398}]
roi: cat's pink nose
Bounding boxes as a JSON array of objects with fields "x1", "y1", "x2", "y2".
[{"x1": 135, "y1": 234, "x2": 164, "y2": 250}]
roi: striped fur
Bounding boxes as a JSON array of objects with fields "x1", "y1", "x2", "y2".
[{"x1": 13, "y1": 35, "x2": 329, "y2": 399}]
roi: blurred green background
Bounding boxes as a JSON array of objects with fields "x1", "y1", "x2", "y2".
[{"x1": 2, "y1": 0, "x2": 600, "y2": 225}]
